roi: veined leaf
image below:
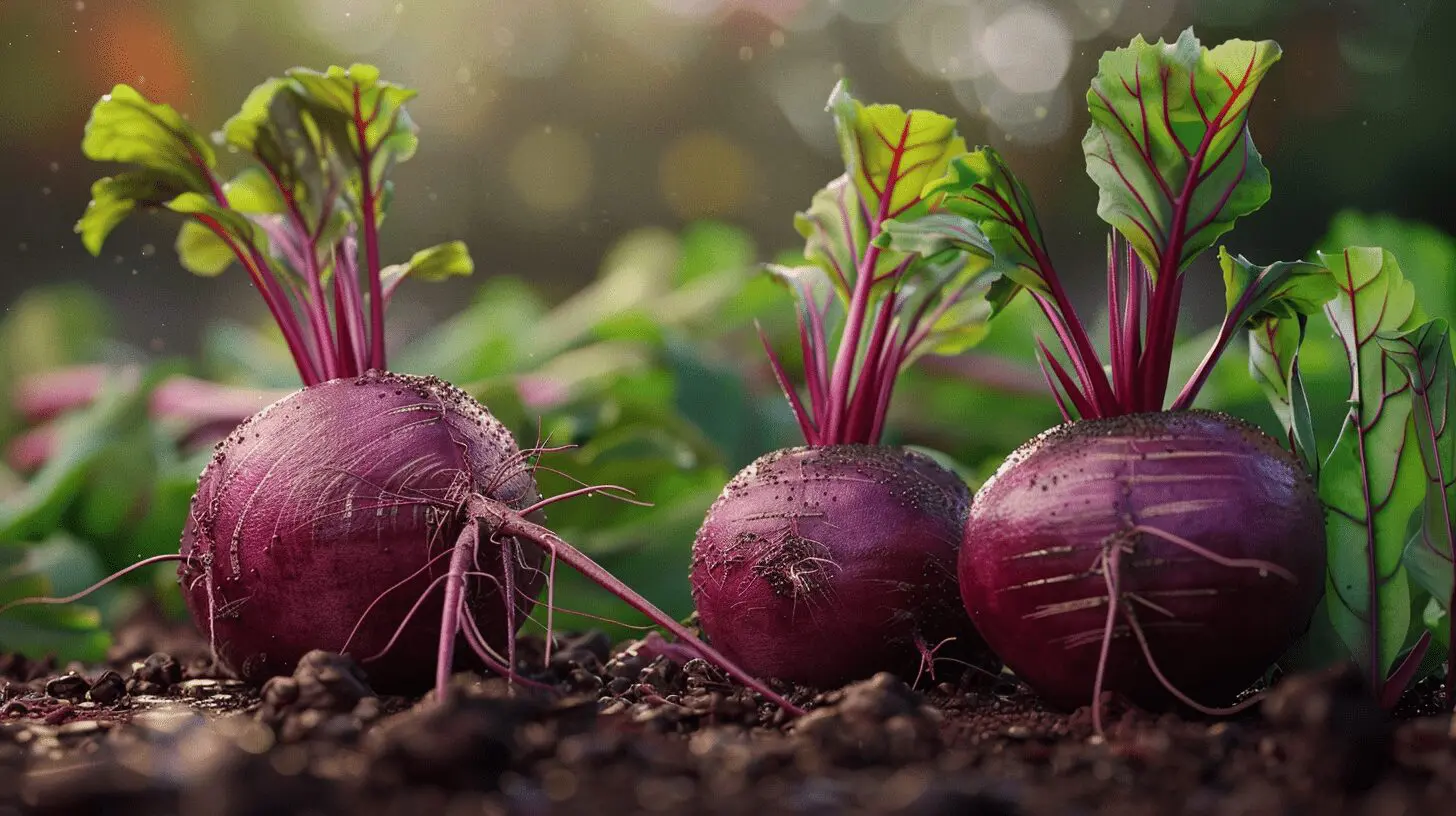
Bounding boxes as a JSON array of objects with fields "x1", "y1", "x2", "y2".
[
  {"x1": 1379, "y1": 320, "x2": 1456, "y2": 640},
  {"x1": 1083, "y1": 29, "x2": 1280, "y2": 278},
  {"x1": 1206, "y1": 248, "x2": 1332, "y2": 451},
  {"x1": 1249, "y1": 314, "x2": 1319, "y2": 477},
  {"x1": 1219, "y1": 248, "x2": 1336, "y2": 328},
  {"x1": 1319, "y1": 246, "x2": 1426, "y2": 686},
  {"x1": 876, "y1": 213, "x2": 994, "y2": 262},
  {"x1": 897, "y1": 250, "x2": 997, "y2": 361},
  {"x1": 912, "y1": 147, "x2": 1052, "y2": 312},
  {"x1": 794, "y1": 175, "x2": 866, "y2": 299},
  {"x1": 765, "y1": 263, "x2": 835, "y2": 310},
  {"x1": 222, "y1": 79, "x2": 347, "y2": 242},
  {"x1": 286, "y1": 64, "x2": 419, "y2": 187},
  {"x1": 827, "y1": 80, "x2": 965, "y2": 220}
]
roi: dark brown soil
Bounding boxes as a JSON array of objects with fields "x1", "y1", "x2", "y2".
[{"x1": 3, "y1": 606, "x2": 1455, "y2": 815}]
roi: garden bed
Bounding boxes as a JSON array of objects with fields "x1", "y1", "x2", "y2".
[{"x1": 2, "y1": 605, "x2": 1453, "y2": 815}]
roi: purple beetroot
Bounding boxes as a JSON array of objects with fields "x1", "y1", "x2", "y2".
[
  {"x1": 909, "y1": 31, "x2": 1336, "y2": 726},
  {"x1": 960, "y1": 411, "x2": 1324, "y2": 710},
  {"x1": 689, "y1": 83, "x2": 1001, "y2": 688},
  {"x1": 179, "y1": 371, "x2": 544, "y2": 692},
  {"x1": 693, "y1": 445, "x2": 970, "y2": 688}
]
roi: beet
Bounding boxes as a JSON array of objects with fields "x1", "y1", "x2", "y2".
[
  {"x1": 178, "y1": 371, "x2": 544, "y2": 693},
  {"x1": 959, "y1": 410, "x2": 1326, "y2": 710},
  {"x1": 691, "y1": 445, "x2": 974, "y2": 688}
]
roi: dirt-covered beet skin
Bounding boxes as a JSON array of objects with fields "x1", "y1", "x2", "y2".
[
  {"x1": 179, "y1": 371, "x2": 544, "y2": 693},
  {"x1": 690, "y1": 445, "x2": 975, "y2": 688},
  {"x1": 959, "y1": 410, "x2": 1325, "y2": 710}
]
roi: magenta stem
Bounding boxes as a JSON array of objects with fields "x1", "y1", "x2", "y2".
[{"x1": 351, "y1": 84, "x2": 387, "y2": 371}]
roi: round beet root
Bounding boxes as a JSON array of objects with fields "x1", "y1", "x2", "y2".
[
  {"x1": 690, "y1": 445, "x2": 976, "y2": 688},
  {"x1": 960, "y1": 410, "x2": 1325, "y2": 710},
  {"x1": 178, "y1": 371, "x2": 544, "y2": 693}
]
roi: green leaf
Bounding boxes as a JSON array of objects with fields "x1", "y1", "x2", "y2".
[
  {"x1": 221, "y1": 78, "x2": 345, "y2": 251},
  {"x1": 174, "y1": 221, "x2": 234, "y2": 277},
  {"x1": 1379, "y1": 319, "x2": 1456, "y2": 639},
  {"x1": 900, "y1": 252, "x2": 997, "y2": 361},
  {"x1": 220, "y1": 77, "x2": 290, "y2": 155},
  {"x1": 1083, "y1": 29, "x2": 1281, "y2": 277},
  {"x1": 1248, "y1": 313, "x2": 1321, "y2": 479},
  {"x1": 285, "y1": 64, "x2": 419, "y2": 184},
  {"x1": 1319, "y1": 246, "x2": 1426, "y2": 684},
  {"x1": 876, "y1": 212, "x2": 994, "y2": 261},
  {"x1": 828, "y1": 80, "x2": 966, "y2": 218},
  {"x1": 223, "y1": 167, "x2": 287, "y2": 215},
  {"x1": 1219, "y1": 247, "x2": 1336, "y2": 328},
  {"x1": 81, "y1": 84, "x2": 215, "y2": 184},
  {"x1": 380, "y1": 240, "x2": 475, "y2": 299},
  {"x1": 765, "y1": 263, "x2": 835, "y2": 310},
  {"x1": 793, "y1": 175, "x2": 866, "y2": 298},
  {"x1": 166, "y1": 192, "x2": 267, "y2": 277},
  {"x1": 74, "y1": 85, "x2": 216, "y2": 255},
  {"x1": 1318, "y1": 211, "x2": 1456, "y2": 323},
  {"x1": 75, "y1": 173, "x2": 184, "y2": 256},
  {"x1": 1227, "y1": 246, "x2": 1336, "y2": 475}
]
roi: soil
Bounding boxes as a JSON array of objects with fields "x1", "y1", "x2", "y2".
[{"x1": 2, "y1": 604, "x2": 1454, "y2": 815}]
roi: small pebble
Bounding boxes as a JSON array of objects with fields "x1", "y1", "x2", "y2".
[
  {"x1": 45, "y1": 674, "x2": 90, "y2": 701},
  {"x1": 88, "y1": 670, "x2": 126, "y2": 704}
]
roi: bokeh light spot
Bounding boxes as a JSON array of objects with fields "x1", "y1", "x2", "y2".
[
  {"x1": 981, "y1": 3, "x2": 1072, "y2": 94},
  {"x1": 506, "y1": 126, "x2": 594, "y2": 216},
  {"x1": 659, "y1": 131, "x2": 757, "y2": 219}
]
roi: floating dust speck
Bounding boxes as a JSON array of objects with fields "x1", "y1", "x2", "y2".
[
  {"x1": 739, "y1": 45, "x2": 754, "y2": 61},
  {"x1": 140, "y1": 243, "x2": 156, "y2": 257}
]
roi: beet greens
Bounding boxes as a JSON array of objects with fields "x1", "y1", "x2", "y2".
[{"x1": 1254, "y1": 248, "x2": 1455, "y2": 709}]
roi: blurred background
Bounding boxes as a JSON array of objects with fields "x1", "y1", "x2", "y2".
[
  {"x1": 1, "y1": 0, "x2": 1454, "y2": 658},
  {"x1": 2, "y1": 0, "x2": 1453, "y2": 347}
]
